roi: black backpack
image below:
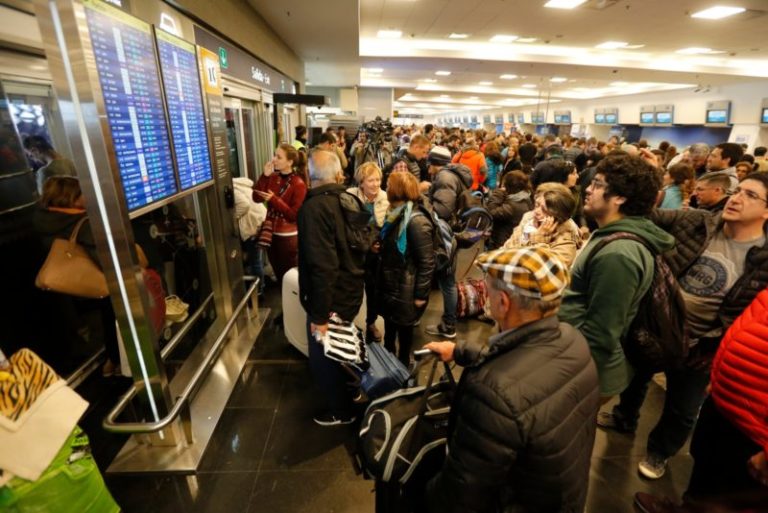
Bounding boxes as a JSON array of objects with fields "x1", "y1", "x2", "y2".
[
  {"x1": 585, "y1": 232, "x2": 689, "y2": 372},
  {"x1": 337, "y1": 191, "x2": 375, "y2": 254},
  {"x1": 412, "y1": 205, "x2": 456, "y2": 272},
  {"x1": 451, "y1": 190, "x2": 493, "y2": 249}
]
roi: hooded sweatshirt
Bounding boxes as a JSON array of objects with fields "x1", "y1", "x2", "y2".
[{"x1": 559, "y1": 217, "x2": 676, "y2": 396}]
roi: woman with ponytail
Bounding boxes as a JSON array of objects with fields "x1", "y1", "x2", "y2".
[
  {"x1": 658, "y1": 162, "x2": 694, "y2": 209},
  {"x1": 253, "y1": 143, "x2": 308, "y2": 288}
]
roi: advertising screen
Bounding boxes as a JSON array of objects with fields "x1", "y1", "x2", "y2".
[
  {"x1": 156, "y1": 30, "x2": 213, "y2": 191},
  {"x1": 85, "y1": 0, "x2": 177, "y2": 211}
]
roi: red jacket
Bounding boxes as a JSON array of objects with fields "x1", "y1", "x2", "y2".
[
  {"x1": 711, "y1": 288, "x2": 768, "y2": 457},
  {"x1": 253, "y1": 172, "x2": 307, "y2": 234},
  {"x1": 452, "y1": 148, "x2": 487, "y2": 191}
]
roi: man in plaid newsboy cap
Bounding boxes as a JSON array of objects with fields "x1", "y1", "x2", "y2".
[{"x1": 418, "y1": 246, "x2": 600, "y2": 513}]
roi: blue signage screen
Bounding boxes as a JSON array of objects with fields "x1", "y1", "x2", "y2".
[
  {"x1": 156, "y1": 30, "x2": 213, "y2": 191},
  {"x1": 595, "y1": 113, "x2": 605, "y2": 123},
  {"x1": 604, "y1": 113, "x2": 618, "y2": 124},
  {"x1": 762, "y1": 108, "x2": 768, "y2": 124},
  {"x1": 706, "y1": 109, "x2": 728, "y2": 123},
  {"x1": 640, "y1": 112, "x2": 654, "y2": 124},
  {"x1": 655, "y1": 112, "x2": 673, "y2": 124},
  {"x1": 85, "y1": 0, "x2": 177, "y2": 211}
]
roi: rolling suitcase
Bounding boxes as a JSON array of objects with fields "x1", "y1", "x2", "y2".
[
  {"x1": 282, "y1": 267, "x2": 384, "y2": 357},
  {"x1": 360, "y1": 342, "x2": 411, "y2": 400}
]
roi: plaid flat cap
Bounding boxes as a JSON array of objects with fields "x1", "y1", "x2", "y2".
[{"x1": 475, "y1": 247, "x2": 569, "y2": 302}]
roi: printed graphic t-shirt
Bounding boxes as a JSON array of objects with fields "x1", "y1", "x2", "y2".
[{"x1": 679, "y1": 230, "x2": 765, "y2": 340}]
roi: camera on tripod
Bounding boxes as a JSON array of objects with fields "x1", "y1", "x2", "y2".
[{"x1": 361, "y1": 116, "x2": 393, "y2": 143}]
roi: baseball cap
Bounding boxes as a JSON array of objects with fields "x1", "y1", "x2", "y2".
[
  {"x1": 475, "y1": 247, "x2": 569, "y2": 302},
  {"x1": 427, "y1": 146, "x2": 452, "y2": 166}
]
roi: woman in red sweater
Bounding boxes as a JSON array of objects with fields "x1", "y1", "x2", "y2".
[
  {"x1": 253, "y1": 143, "x2": 308, "y2": 287},
  {"x1": 635, "y1": 288, "x2": 768, "y2": 512}
]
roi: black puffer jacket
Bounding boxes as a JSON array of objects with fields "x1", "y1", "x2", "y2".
[
  {"x1": 428, "y1": 164, "x2": 472, "y2": 221},
  {"x1": 425, "y1": 316, "x2": 600, "y2": 513},
  {"x1": 396, "y1": 148, "x2": 425, "y2": 182},
  {"x1": 377, "y1": 204, "x2": 435, "y2": 326},
  {"x1": 486, "y1": 189, "x2": 532, "y2": 249},
  {"x1": 298, "y1": 184, "x2": 366, "y2": 324},
  {"x1": 650, "y1": 208, "x2": 768, "y2": 333}
]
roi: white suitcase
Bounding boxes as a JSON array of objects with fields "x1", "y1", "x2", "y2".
[{"x1": 281, "y1": 267, "x2": 383, "y2": 357}]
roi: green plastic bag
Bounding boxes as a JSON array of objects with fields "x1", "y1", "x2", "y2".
[{"x1": 0, "y1": 427, "x2": 119, "y2": 513}]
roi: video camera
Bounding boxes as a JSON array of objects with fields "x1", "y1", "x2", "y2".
[{"x1": 361, "y1": 116, "x2": 393, "y2": 143}]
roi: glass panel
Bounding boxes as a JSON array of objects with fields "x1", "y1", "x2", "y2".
[
  {"x1": 240, "y1": 108, "x2": 257, "y2": 181},
  {"x1": 225, "y1": 107, "x2": 242, "y2": 177}
]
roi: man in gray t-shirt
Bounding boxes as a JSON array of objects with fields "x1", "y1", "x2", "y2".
[{"x1": 598, "y1": 173, "x2": 768, "y2": 482}]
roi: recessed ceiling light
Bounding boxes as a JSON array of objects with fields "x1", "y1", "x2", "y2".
[
  {"x1": 521, "y1": 84, "x2": 537, "y2": 88},
  {"x1": 691, "y1": 6, "x2": 746, "y2": 19},
  {"x1": 544, "y1": 0, "x2": 587, "y2": 9},
  {"x1": 479, "y1": 81, "x2": 493, "y2": 86},
  {"x1": 516, "y1": 37, "x2": 538, "y2": 43},
  {"x1": 365, "y1": 68, "x2": 384, "y2": 73},
  {"x1": 490, "y1": 34, "x2": 518, "y2": 43},
  {"x1": 421, "y1": 78, "x2": 438, "y2": 83},
  {"x1": 676, "y1": 47, "x2": 726, "y2": 54},
  {"x1": 500, "y1": 74, "x2": 518, "y2": 79},
  {"x1": 435, "y1": 70, "x2": 452, "y2": 76},
  {"x1": 377, "y1": 30, "x2": 402, "y2": 39},
  {"x1": 550, "y1": 77, "x2": 568, "y2": 83},
  {"x1": 449, "y1": 33, "x2": 469, "y2": 39}
]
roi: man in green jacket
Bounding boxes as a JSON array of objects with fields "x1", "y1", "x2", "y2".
[{"x1": 559, "y1": 154, "x2": 675, "y2": 400}]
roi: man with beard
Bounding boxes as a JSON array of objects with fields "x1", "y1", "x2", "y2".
[{"x1": 558, "y1": 154, "x2": 675, "y2": 402}]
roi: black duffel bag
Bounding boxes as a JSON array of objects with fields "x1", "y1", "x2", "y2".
[{"x1": 358, "y1": 356, "x2": 456, "y2": 486}]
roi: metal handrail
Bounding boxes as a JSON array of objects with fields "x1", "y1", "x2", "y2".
[
  {"x1": 160, "y1": 292, "x2": 214, "y2": 361},
  {"x1": 102, "y1": 280, "x2": 259, "y2": 434}
]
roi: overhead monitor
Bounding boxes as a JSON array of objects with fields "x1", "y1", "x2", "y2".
[
  {"x1": 84, "y1": 0, "x2": 177, "y2": 212},
  {"x1": 156, "y1": 29, "x2": 213, "y2": 191},
  {"x1": 761, "y1": 107, "x2": 768, "y2": 124},
  {"x1": 554, "y1": 111, "x2": 571, "y2": 124},
  {"x1": 594, "y1": 113, "x2": 606, "y2": 124},
  {"x1": 640, "y1": 112, "x2": 655, "y2": 124},
  {"x1": 705, "y1": 100, "x2": 731, "y2": 125},
  {"x1": 604, "y1": 113, "x2": 618, "y2": 124},
  {"x1": 508, "y1": 113, "x2": 515, "y2": 123},
  {"x1": 532, "y1": 112, "x2": 545, "y2": 124},
  {"x1": 706, "y1": 109, "x2": 728, "y2": 124},
  {"x1": 495, "y1": 114, "x2": 503, "y2": 124},
  {"x1": 518, "y1": 113, "x2": 525, "y2": 123},
  {"x1": 483, "y1": 115, "x2": 492, "y2": 123},
  {"x1": 655, "y1": 111, "x2": 673, "y2": 124}
]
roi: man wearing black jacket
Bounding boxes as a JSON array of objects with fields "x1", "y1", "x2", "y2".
[{"x1": 298, "y1": 150, "x2": 366, "y2": 426}]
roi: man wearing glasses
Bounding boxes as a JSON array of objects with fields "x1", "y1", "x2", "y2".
[{"x1": 601, "y1": 173, "x2": 768, "y2": 486}]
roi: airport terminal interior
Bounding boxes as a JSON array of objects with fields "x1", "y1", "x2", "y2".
[{"x1": 1, "y1": 0, "x2": 767, "y2": 512}]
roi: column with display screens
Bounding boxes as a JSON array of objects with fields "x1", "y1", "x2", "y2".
[
  {"x1": 84, "y1": 0, "x2": 177, "y2": 212},
  {"x1": 155, "y1": 29, "x2": 213, "y2": 191}
]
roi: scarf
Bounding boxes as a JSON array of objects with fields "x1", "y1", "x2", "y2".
[
  {"x1": 507, "y1": 190, "x2": 531, "y2": 203},
  {"x1": 380, "y1": 201, "x2": 413, "y2": 257}
]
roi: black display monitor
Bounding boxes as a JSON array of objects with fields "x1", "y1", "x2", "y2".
[
  {"x1": 532, "y1": 113, "x2": 545, "y2": 124},
  {"x1": 706, "y1": 109, "x2": 729, "y2": 124},
  {"x1": 554, "y1": 114, "x2": 571, "y2": 124},
  {"x1": 640, "y1": 112, "x2": 654, "y2": 124},
  {"x1": 604, "y1": 113, "x2": 618, "y2": 124},
  {"x1": 655, "y1": 112, "x2": 673, "y2": 124},
  {"x1": 156, "y1": 30, "x2": 214, "y2": 191},
  {"x1": 761, "y1": 107, "x2": 768, "y2": 124},
  {"x1": 595, "y1": 113, "x2": 606, "y2": 124},
  {"x1": 85, "y1": 0, "x2": 177, "y2": 212}
]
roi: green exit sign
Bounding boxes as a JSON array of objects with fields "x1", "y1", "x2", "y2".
[{"x1": 218, "y1": 47, "x2": 228, "y2": 69}]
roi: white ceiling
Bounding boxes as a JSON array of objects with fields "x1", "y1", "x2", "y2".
[{"x1": 247, "y1": 0, "x2": 768, "y2": 114}]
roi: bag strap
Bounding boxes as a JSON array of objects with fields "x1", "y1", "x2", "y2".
[
  {"x1": 416, "y1": 356, "x2": 457, "y2": 416},
  {"x1": 69, "y1": 217, "x2": 89, "y2": 244},
  {"x1": 584, "y1": 231, "x2": 654, "y2": 269}
]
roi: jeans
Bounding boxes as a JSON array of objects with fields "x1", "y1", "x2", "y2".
[
  {"x1": 612, "y1": 364, "x2": 711, "y2": 459},
  {"x1": 241, "y1": 238, "x2": 264, "y2": 294},
  {"x1": 306, "y1": 319, "x2": 354, "y2": 417},
  {"x1": 437, "y1": 264, "x2": 457, "y2": 328}
]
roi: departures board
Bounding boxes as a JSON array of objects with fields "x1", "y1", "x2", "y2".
[{"x1": 155, "y1": 29, "x2": 213, "y2": 191}]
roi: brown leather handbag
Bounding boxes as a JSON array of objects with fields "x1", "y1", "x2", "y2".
[{"x1": 35, "y1": 217, "x2": 109, "y2": 298}]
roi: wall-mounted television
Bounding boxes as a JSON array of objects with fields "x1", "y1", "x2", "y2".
[
  {"x1": 761, "y1": 107, "x2": 768, "y2": 124},
  {"x1": 554, "y1": 111, "x2": 571, "y2": 124},
  {"x1": 655, "y1": 112, "x2": 673, "y2": 124},
  {"x1": 604, "y1": 113, "x2": 618, "y2": 124},
  {"x1": 594, "y1": 113, "x2": 606, "y2": 124},
  {"x1": 706, "y1": 109, "x2": 728, "y2": 124},
  {"x1": 518, "y1": 113, "x2": 525, "y2": 123},
  {"x1": 531, "y1": 112, "x2": 545, "y2": 124},
  {"x1": 640, "y1": 112, "x2": 655, "y2": 124}
]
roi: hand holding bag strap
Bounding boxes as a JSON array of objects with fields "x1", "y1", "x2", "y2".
[{"x1": 417, "y1": 356, "x2": 457, "y2": 416}]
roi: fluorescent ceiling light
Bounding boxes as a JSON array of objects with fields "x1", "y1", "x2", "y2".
[
  {"x1": 377, "y1": 30, "x2": 402, "y2": 39},
  {"x1": 439, "y1": 94, "x2": 450, "y2": 98},
  {"x1": 435, "y1": 70, "x2": 451, "y2": 76},
  {"x1": 596, "y1": 41, "x2": 627, "y2": 49},
  {"x1": 676, "y1": 47, "x2": 725, "y2": 54},
  {"x1": 468, "y1": 96, "x2": 479, "y2": 100},
  {"x1": 550, "y1": 77, "x2": 568, "y2": 82},
  {"x1": 544, "y1": 0, "x2": 588, "y2": 9},
  {"x1": 479, "y1": 81, "x2": 493, "y2": 86},
  {"x1": 305, "y1": 81, "x2": 312, "y2": 85},
  {"x1": 522, "y1": 84, "x2": 537, "y2": 88},
  {"x1": 490, "y1": 34, "x2": 518, "y2": 43},
  {"x1": 610, "y1": 81, "x2": 630, "y2": 86},
  {"x1": 516, "y1": 37, "x2": 538, "y2": 43},
  {"x1": 500, "y1": 74, "x2": 518, "y2": 79},
  {"x1": 421, "y1": 78, "x2": 438, "y2": 83},
  {"x1": 691, "y1": 6, "x2": 746, "y2": 19},
  {"x1": 365, "y1": 68, "x2": 384, "y2": 73},
  {"x1": 449, "y1": 33, "x2": 469, "y2": 39}
]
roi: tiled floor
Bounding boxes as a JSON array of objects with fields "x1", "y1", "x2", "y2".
[{"x1": 83, "y1": 273, "x2": 694, "y2": 513}]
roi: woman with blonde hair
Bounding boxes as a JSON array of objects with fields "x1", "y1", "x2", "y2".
[
  {"x1": 503, "y1": 182, "x2": 582, "y2": 268},
  {"x1": 347, "y1": 162, "x2": 389, "y2": 341}
]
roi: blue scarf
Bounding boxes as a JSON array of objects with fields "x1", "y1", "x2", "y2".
[{"x1": 380, "y1": 201, "x2": 413, "y2": 257}]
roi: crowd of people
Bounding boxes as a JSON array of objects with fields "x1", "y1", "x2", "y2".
[{"x1": 261, "y1": 122, "x2": 768, "y2": 513}]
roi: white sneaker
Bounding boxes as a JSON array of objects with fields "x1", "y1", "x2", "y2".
[
  {"x1": 638, "y1": 454, "x2": 668, "y2": 479},
  {"x1": 165, "y1": 295, "x2": 189, "y2": 323}
]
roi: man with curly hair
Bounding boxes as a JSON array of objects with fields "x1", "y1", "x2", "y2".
[{"x1": 559, "y1": 154, "x2": 675, "y2": 402}]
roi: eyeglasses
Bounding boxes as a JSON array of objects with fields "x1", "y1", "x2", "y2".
[
  {"x1": 590, "y1": 178, "x2": 608, "y2": 189},
  {"x1": 732, "y1": 187, "x2": 768, "y2": 204}
]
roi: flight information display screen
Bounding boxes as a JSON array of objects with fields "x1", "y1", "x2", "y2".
[
  {"x1": 640, "y1": 112, "x2": 654, "y2": 124},
  {"x1": 655, "y1": 112, "x2": 673, "y2": 124},
  {"x1": 85, "y1": 0, "x2": 177, "y2": 211},
  {"x1": 706, "y1": 109, "x2": 728, "y2": 124},
  {"x1": 156, "y1": 30, "x2": 213, "y2": 191},
  {"x1": 761, "y1": 108, "x2": 768, "y2": 124}
]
